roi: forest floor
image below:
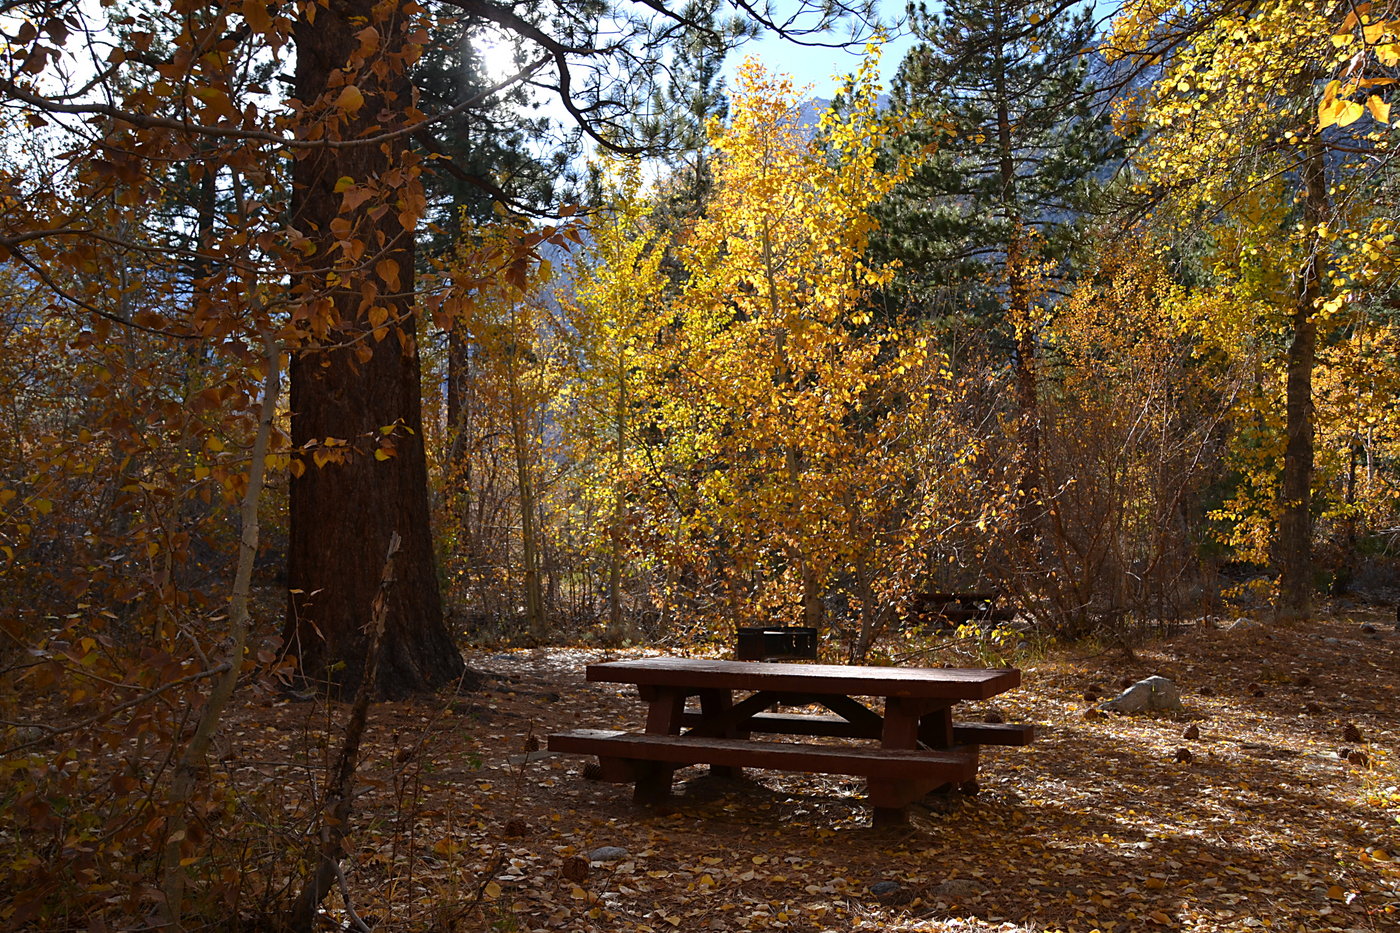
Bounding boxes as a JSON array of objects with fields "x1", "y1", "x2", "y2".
[{"x1": 227, "y1": 609, "x2": 1400, "y2": 933}]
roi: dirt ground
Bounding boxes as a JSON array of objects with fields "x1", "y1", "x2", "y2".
[{"x1": 228, "y1": 610, "x2": 1400, "y2": 933}]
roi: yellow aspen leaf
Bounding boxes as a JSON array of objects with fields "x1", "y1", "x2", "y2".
[
  {"x1": 1326, "y1": 884, "x2": 1345, "y2": 900},
  {"x1": 32, "y1": 498, "x2": 53, "y2": 515},
  {"x1": 1336, "y1": 99, "x2": 1366, "y2": 126},
  {"x1": 335, "y1": 85, "x2": 365, "y2": 114},
  {"x1": 374, "y1": 448, "x2": 393, "y2": 461},
  {"x1": 334, "y1": 176, "x2": 355, "y2": 193},
  {"x1": 1366, "y1": 95, "x2": 1391, "y2": 124},
  {"x1": 484, "y1": 881, "x2": 501, "y2": 899}
]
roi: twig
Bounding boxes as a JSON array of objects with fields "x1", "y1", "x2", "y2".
[
  {"x1": 287, "y1": 531, "x2": 400, "y2": 932},
  {"x1": 0, "y1": 663, "x2": 230, "y2": 758},
  {"x1": 334, "y1": 859, "x2": 373, "y2": 933},
  {"x1": 161, "y1": 330, "x2": 282, "y2": 925}
]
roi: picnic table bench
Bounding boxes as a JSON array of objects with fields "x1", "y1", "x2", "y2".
[
  {"x1": 547, "y1": 657, "x2": 1033, "y2": 826},
  {"x1": 912, "y1": 591, "x2": 1017, "y2": 629}
]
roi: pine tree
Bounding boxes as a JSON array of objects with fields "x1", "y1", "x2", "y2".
[
  {"x1": 877, "y1": 0, "x2": 1122, "y2": 529},
  {"x1": 877, "y1": 0, "x2": 1120, "y2": 316}
]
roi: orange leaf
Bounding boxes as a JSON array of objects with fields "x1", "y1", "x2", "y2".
[{"x1": 335, "y1": 85, "x2": 365, "y2": 115}]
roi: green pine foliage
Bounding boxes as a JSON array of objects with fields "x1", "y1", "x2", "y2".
[{"x1": 875, "y1": 0, "x2": 1122, "y2": 321}]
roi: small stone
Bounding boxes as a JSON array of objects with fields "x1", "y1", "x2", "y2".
[
  {"x1": 1342, "y1": 722, "x2": 1364, "y2": 743},
  {"x1": 1173, "y1": 747, "x2": 1193, "y2": 764},
  {"x1": 869, "y1": 880, "x2": 911, "y2": 904},
  {"x1": 932, "y1": 878, "x2": 978, "y2": 899},
  {"x1": 1322, "y1": 637, "x2": 1342, "y2": 646},
  {"x1": 1360, "y1": 624, "x2": 1377, "y2": 634},
  {"x1": 560, "y1": 856, "x2": 589, "y2": 882},
  {"x1": 588, "y1": 846, "x2": 628, "y2": 863},
  {"x1": 1182, "y1": 723, "x2": 1200, "y2": 741}
]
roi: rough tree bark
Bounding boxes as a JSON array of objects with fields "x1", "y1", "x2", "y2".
[
  {"x1": 285, "y1": 0, "x2": 467, "y2": 697},
  {"x1": 1275, "y1": 142, "x2": 1328, "y2": 621}
]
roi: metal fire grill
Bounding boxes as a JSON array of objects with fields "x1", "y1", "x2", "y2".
[{"x1": 735, "y1": 626, "x2": 819, "y2": 661}]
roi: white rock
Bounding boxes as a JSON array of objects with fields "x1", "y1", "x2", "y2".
[
  {"x1": 1100, "y1": 676, "x2": 1184, "y2": 713},
  {"x1": 588, "y1": 846, "x2": 628, "y2": 862}
]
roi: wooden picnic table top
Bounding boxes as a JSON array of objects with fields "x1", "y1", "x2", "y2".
[{"x1": 585, "y1": 657, "x2": 1020, "y2": 701}]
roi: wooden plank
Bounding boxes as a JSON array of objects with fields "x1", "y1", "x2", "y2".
[
  {"x1": 679, "y1": 710, "x2": 873, "y2": 738},
  {"x1": 547, "y1": 730, "x2": 978, "y2": 781},
  {"x1": 674, "y1": 713, "x2": 1035, "y2": 747},
  {"x1": 951, "y1": 722, "x2": 1035, "y2": 746},
  {"x1": 585, "y1": 658, "x2": 1020, "y2": 701}
]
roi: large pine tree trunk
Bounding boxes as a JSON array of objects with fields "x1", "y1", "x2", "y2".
[
  {"x1": 285, "y1": 0, "x2": 466, "y2": 697},
  {"x1": 1276, "y1": 144, "x2": 1328, "y2": 621}
]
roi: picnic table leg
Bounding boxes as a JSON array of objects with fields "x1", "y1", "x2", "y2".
[
  {"x1": 640, "y1": 686, "x2": 688, "y2": 735},
  {"x1": 872, "y1": 806, "x2": 908, "y2": 828},
  {"x1": 883, "y1": 697, "x2": 953, "y2": 748},
  {"x1": 699, "y1": 688, "x2": 743, "y2": 778},
  {"x1": 916, "y1": 706, "x2": 953, "y2": 748},
  {"x1": 632, "y1": 762, "x2": 677, "y2": 804}
]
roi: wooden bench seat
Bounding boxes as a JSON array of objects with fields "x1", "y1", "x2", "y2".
[
  {"x1": 549, "y1": 728, "x2": 978, "y2": 777},
  {"x1": 547, "y1": 728, "x2": 978, "y2": 822},
  {"x1": 676, "y1": 711, "x2": 1034, "y2": 746}
]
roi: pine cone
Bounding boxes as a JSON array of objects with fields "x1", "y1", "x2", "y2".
[
  {"x1": 1342, "y1": 722, "x2": 1363, "y2": 743},
  {"x1": 1347, "y1": 750, "x2": 1370, "y2": 768},
  {"x1": 561, "y1": 856, "x2": 589, "y2": 883},
  {"x1": 1182, "y1": 723, "x2": 1200, "y2": 741},
  {"x1": 1173, "y1": 747, "x2": 1193, "y2": 764}
]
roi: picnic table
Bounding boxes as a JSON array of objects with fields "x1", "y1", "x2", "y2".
[
  {"x1": 547, "y1": 657, "x2": 1033, "y2": 826},
  {"x1": 911, "y1": 591, "x2": 1017, "y2": 629}
]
